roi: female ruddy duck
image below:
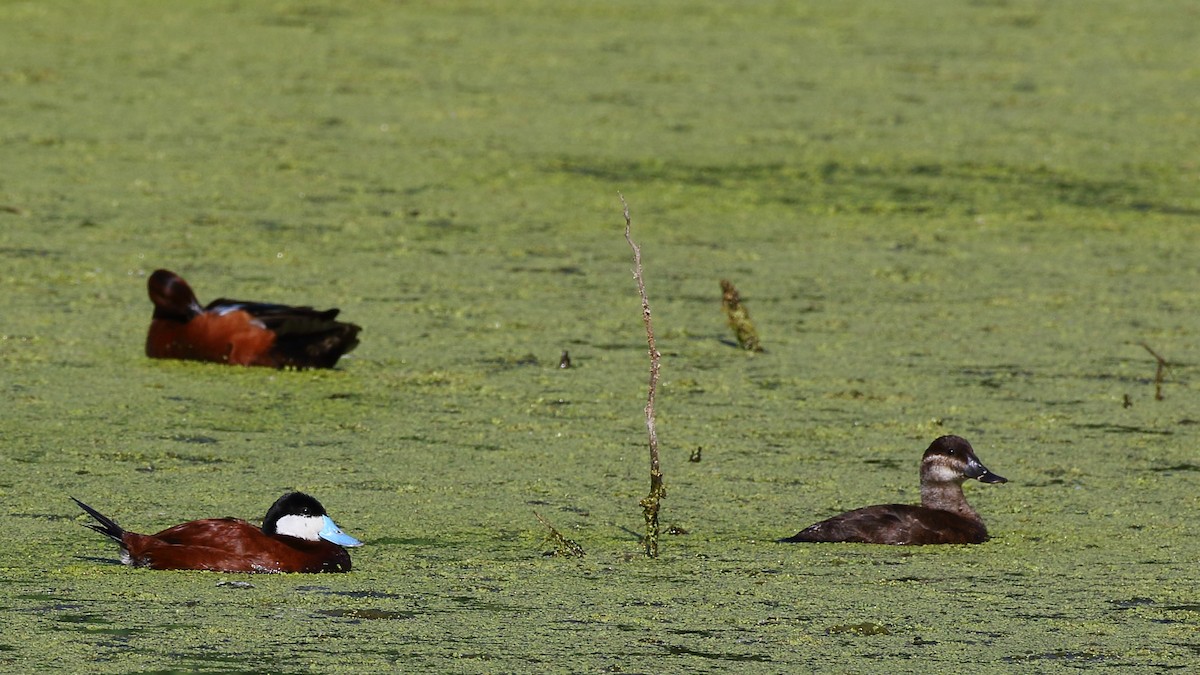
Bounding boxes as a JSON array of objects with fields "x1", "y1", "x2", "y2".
[
  {"x1": 73, "y1": 492, "x2": 363, "y2": 573},
  {"x1": 146, "y1": 269, "x2": 361, "y2": 369},
  {"x1": 780, "y1": 435, "x2": 1007, "y2": 545}
]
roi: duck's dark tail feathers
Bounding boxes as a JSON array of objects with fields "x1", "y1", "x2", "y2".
[{"x1": 72, "y1": 497, "x2": 126, "y2": 543}]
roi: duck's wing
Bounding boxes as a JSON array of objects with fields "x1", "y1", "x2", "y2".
[{"x1": 205, "y1": 299, "x2": 361, "y2": 368}]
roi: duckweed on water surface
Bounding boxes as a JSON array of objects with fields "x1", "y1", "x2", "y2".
[{"x1": 2, "y1": 1, "x2": 1200, "y2": 671}]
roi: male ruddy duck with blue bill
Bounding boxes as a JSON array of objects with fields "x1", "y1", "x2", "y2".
[
  {"x1": 73, "y1": 492, "x2": 363, "y2": 573},
  {"x1": 145, "y1": 269, "x2": 361, "y2": 369},
  {"x1": 781, "y1": 435, "x2": 1007, "y2": 545}
]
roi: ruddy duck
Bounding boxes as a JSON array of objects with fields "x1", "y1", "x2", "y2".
[
  {"x1": 73, "y1": 492, "x2": 363, "y2": 573},
  {"x1": 780, "y1": 435, "x2": 1007, "y2": 545},
  {"x1": 146, "y1": 269, "x2": 361, "y2": 369}
]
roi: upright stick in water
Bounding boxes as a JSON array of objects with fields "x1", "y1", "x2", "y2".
[{"x1": 621, "y1": 194, "x2": 665, "y2": 559}]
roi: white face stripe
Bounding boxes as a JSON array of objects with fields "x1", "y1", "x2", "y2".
[
  {"x1": 272, "y1": 514, "x2": 325, "y2": 541},
  {"x1": 923, "y1": 457, "x2": 963, "y2": 483}
]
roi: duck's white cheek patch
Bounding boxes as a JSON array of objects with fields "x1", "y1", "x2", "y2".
[
  {"x1": 925, "y1": 463, "x2": 959, "y2": 482},
  {"x1": 273, "y1": 514, "x2": 323, "y2": 541}
]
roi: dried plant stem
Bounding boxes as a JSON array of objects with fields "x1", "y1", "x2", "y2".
[
  {"x1": 620, "y1": 193, "x2": 665, "y2": 559},
  {"x1": 1140, "y1": 342, "x2": 1169, "y2": 401}
]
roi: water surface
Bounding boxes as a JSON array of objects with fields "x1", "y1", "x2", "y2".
[{"x1": 2, "y1": 1, "x2": 1198, "y2": 671}]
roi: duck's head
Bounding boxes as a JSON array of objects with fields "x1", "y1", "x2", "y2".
[
  {"x1": 920, "y1": 435, "x2": 1007, "y2": 486},
  {"x1": 262, "y1": 492, "x2": 363, "y2": 548}
]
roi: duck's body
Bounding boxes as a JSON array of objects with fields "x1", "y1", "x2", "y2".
[
  {"x1": 781, "y1": 435, "x2": 1006, "y2": 546},
  {"x1": 73, "y1": 492, "x2": 362, "y2": 573},
  {"x1": 781, "y1": 502, "x2": 989, "y2": 546},
  {"x1": 145, "y1": 269, "x2": 360, "y2": 369}
]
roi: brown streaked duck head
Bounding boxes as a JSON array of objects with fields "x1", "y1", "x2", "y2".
[{"x1": 920, "y1": 435, "x2": 1007, "y2": 487}]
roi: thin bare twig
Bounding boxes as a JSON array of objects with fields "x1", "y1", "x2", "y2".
[
  {"x1": 1140, "y1": 342, "x2": 1169, "y2": 401},
  {"x1": 620, "y1": 193, "x2": 665, "y2": 559}
]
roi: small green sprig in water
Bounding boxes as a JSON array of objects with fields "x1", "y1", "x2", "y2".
[
  {"x1": 534, "y1": 512, "x2": 585, "y2": 558},
  {"x1": 721, "y1": 279, "x2": 763, "y2": 352}
]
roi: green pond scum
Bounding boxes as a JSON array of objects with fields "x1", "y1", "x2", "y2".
[{"x1": 1, "y1": 0, "x2": 1199, "y2": 671}]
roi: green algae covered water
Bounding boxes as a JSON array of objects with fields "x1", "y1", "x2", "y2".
[{"x1": 2, "y1": 1, "x2": 1199, "y2": 671}]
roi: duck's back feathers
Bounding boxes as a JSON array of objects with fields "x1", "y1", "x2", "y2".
[{"x1": 779, "y1": 503, "x2": 990, "y2": 545}]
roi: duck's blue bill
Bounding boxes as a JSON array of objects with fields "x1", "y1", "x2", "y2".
[{"x1": 319, "y1": 515, "x2": 363, "y2": 547}]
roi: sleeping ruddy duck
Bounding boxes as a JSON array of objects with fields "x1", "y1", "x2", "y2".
[
  {"x1": 146, "y1": 269, "x2": 361, "y2": 369},
  {"x1": 73, "y1": 492, "x2": 363, "y2": 573},
  {"x1": 780, "y1": 435, "x2": 1007, "y2": 545}
]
